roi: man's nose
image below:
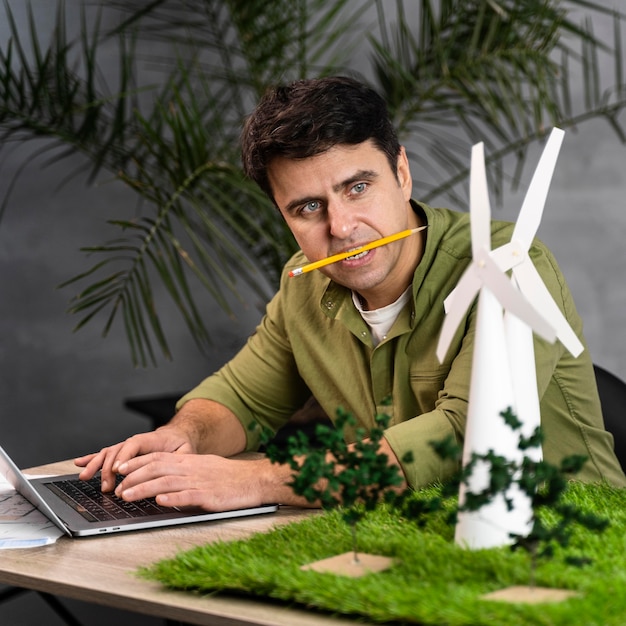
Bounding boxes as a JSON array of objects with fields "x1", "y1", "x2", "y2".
[{"x1": 327, "y1": 200, "x2": 357, "y2": 239}]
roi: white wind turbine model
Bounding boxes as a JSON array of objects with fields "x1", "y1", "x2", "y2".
[{"x1": 436, "y1": 129, "x2": 579, "y2": 549}]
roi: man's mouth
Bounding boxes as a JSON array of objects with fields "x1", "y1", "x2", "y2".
[{"x1": 344, "y1": 248, "x2": 370, "y2": 261}]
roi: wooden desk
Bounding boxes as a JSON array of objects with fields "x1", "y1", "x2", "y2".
[{"x1": 0, "y1": 460, "x2": 357, "y2": 626}]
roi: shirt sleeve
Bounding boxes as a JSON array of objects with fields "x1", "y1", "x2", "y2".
[{"x1": 176, "y1": 287, "x2": 310, "y2": 450}]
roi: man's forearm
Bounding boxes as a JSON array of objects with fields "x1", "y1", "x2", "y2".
[{"x1": 167, "y1": 398, "x2": 247, "y2": 457}]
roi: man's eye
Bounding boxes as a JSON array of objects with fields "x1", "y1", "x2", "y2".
[
  {"x1": 301, "y1": 201, "x2": 320, "y2": 214},
  {"x1": 352, "y1": 182, "x2": 367, "y2": 194}
]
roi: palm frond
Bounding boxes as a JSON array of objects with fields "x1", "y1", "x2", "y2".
[{"x1": 0, "y1": 2, "x2": 143, "y2": 197}]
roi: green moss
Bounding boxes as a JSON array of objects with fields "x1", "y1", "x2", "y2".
[{"x1": 139, "y1": 482, "x2": 626, "y2": 625}]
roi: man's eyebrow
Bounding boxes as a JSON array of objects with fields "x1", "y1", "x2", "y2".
[{"x1": 332, "y1": 169, "x2": 378, "y2": 193}]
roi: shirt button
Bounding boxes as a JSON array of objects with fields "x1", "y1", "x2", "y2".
[{"x1": 325, "y1": 300, "x2": 334, "y2": 309}]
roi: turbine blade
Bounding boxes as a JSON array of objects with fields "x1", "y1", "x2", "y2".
[
  {"x1": 470, "y1": 142, "x2": 492, "y2": 257},
  {"x1": 437, "y1": 268, "x2": 481, "y2": 363},
  {"x1": 513, "y1": 128, "x2": 565, "y2": 249},
  {"x1": 512, "y1": 262, "x2": 584, "y2": 356}
]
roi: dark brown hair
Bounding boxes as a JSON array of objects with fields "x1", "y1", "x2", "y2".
[{"x1": 241, "y1": 76, "x2": 401, "y2": 201}]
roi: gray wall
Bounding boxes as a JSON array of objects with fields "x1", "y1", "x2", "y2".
[{"x1": 1, "y1": 2, "x2": 625, "y2": 473}]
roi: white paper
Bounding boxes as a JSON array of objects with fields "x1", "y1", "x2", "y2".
[{"x1": 0, "y1": 475, "x2": 64, "y2": 548}]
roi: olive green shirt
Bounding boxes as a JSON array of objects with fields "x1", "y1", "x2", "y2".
[{"x1": 178, "y1": 203, "x2": 626, "y2": 489}]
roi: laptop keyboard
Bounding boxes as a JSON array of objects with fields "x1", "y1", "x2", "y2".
[{"x1": 44, "y1": 475, "x2": 174, "y2": 523}]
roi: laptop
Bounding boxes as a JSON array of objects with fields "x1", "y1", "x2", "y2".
[{"x1": 0, "y1": 444, "x2": 278, "y2": 537}]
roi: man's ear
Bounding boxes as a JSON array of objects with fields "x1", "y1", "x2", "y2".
[{"x1": 396, "y1": 146, "x2": 413, "y2": 200}]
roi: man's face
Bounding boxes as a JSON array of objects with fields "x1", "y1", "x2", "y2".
[{"x1": 268, "y1": 140, "x2": 421, "y2": 309}]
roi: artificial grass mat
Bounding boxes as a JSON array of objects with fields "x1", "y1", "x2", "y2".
[{"x1": 139, "y1": 482, "x2": 626, "y2": 625}]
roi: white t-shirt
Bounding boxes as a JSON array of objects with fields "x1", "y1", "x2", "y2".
[{"x1": 352, "y1": 286, "x2": 412, "y2": 346}]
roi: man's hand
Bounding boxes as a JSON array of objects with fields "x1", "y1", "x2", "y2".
[
  {"x1": 74, "y1": 426, "x2": 195, "y2": 493},
  {"x1": 110, "y1": 452, "x2": 283, "y2": 511},
  {"x1": 74, "y1": 398, "x2": 247, "y2": 493}
]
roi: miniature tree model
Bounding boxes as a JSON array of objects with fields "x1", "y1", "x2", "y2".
[{"x1": 264, "y1": 407, "x2": 413, "y2": 573}]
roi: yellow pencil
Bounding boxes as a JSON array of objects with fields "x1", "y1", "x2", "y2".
[{"x1": 288, "y1": 225, "x2": 427, "y2": 277}]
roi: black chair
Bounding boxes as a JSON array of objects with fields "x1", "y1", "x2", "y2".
[
  {"x1": 594, "y1": 363, "x2": 626, "y2": 470},
  {"x1": 125, "y1": 394, "x2": 180, "y2": 430}
]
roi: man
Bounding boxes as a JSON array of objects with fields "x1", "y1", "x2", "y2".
[{"x1": 76, "y1": 76, "x2": 626, "y2": 510}]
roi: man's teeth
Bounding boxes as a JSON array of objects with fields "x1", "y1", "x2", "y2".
[{"x1": 346, "y1": 249, "x2": 369, "y2": 260}]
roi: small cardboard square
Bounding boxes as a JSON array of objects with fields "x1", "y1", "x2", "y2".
[
  {"x1": 482, "y1": 585, "x2": 580, "y2": 604},
  {"x1": 301, "y1": 552, "x2": 394, "y2": 577}
]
